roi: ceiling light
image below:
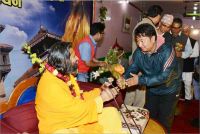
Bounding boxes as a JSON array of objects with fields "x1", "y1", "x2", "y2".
[
  {"x1": 193, "y1": 11, "x2": 197, "y2": 14},
  {"x1": 194, "y1": 3, "x2": 198, "y2": 6},
  {"x1": 118, "y1": 0, "x2": 129, "y2": 4},
  {"x1": 191, "y1": 29, "x2": 200, "y2": 35},
  {"x1": 192, "y1": 16, "x2": 196, "y2": 20},
  {"x1": 193, "y1": 6, "x2": 198, "y2": 10}
]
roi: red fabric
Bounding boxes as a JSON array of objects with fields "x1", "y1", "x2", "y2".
[
  {"x1": 0, "y1": 121, "x2": 19, "y2": 133},
  {"x1": 75, "y1": 36, "x2": 95, "y2": 73},
  {"x1": 78, "y1": 81, "x2": 124, "y2": 108},
  {"x1": 2, "y1": 102, "x2": 38, "y2": 133}
]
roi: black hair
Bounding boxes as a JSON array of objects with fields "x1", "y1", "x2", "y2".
[
  {"x1": 134, "y1": 23, "x2": 157, "y2": 40},
  {"x1": 90, "y1": 22, "x2": 105, "y2": 36},
  {"x1": 48, "y1": 41, "x2": 76, "y2": 75},
  {"x1": 147, "y1": 5, "x2": 163, "y2": 17},
  {"x1": 173, "y1": 18, "x2": 183, "y2": 27}
]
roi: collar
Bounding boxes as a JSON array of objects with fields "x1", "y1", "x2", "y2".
[
  {"x1": 89, "y1": 35, "x2": 97, "y2": 47},
  {"x1": 170, "y1": 31, "x2": 182, "y2": 36}
]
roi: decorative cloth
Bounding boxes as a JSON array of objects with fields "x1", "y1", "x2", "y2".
[{"x1": 120, "y1": 104, "x2": 149, "y2": 133}]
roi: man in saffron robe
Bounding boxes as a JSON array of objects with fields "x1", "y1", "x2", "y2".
[{"x1": 35, "y1": 41, "x2": 125, "y2": 134}]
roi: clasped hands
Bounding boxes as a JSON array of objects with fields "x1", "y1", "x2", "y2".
[
  {"x1": 100, "y1": 82, "x2": 119, "y2": 102},
  {"x1": 116, "y1": 73, "x2": 139, "y2": 89}
]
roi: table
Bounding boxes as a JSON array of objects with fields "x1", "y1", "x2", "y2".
[{"x1": 144, "y1": 119, "x2": 166, "y2": 134}]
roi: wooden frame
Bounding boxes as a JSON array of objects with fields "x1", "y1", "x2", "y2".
[{"x1": 0, "y1": 76, "x2": 39, "y2": 114}]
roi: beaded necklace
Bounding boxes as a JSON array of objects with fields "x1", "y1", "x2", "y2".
[{"x1": 45, "y1": 63, "x2": 84, "y2": 100}]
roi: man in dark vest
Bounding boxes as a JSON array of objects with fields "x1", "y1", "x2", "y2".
[
  {"x1": 170, "y1": 18, "x2": 193, "y2": 97},
  {"x1": 182, "y1": 24, "x2": 199, "y2": 101},
  {"x1": 75, "y1": 22, "x2": 107, "y2": 82}
]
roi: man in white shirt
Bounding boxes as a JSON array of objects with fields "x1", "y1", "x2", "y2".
[{"x1": 182, "y1": 24, "x2": 199, "y2": 101}]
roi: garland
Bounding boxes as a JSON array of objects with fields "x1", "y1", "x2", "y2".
[
  {"x1": 22, "y1": 43, "x2": 84, "y2": 99},
  {"x1": 22, "y1": 43, "x2": 45, "y2": 73}
]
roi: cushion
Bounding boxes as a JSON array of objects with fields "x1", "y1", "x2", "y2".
[{"x1": 2, "y1": 101, "x2": 39, "y2": 133}]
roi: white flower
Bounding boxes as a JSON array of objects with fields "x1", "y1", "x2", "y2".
[
  {"x1": 91, "y1": 71, "x2": 100, "y2": 79},
  {"x1": 52, "y1": 69, "x2": 58, "y2": 76},
  {"x1": 67, "y1": 81, "x2": 72, "y2": 86},
  {"x1": 108, "y1": 77, "x2": 114, "y2": 83}
]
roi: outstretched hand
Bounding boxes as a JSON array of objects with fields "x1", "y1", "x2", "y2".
[
  {"x1": 125, "y1": 73, "x2": 139, "y2": 87},
  {"x1": 116, "y1": 76, "x2": 126, "y2": 89}
]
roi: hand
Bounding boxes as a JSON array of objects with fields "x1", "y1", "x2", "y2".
[
  {"x1": 100, "y1": 88, "x2": 117, "y2": 102},
  {"x1": 116, "y1": 76, "x2": 126, "y2": 89},
  {"x1": 125, "y1": 73, "x2": 138, "y2": 87},
  {"x1": 110, "y1": 87, "x2": 120, "y2": 96},
  {"x1": 100, "y1": 82, "x2": 111, "y2": 90},
  {"x1": 99, "y1": 61, "x2": 107, "y2": 67}
]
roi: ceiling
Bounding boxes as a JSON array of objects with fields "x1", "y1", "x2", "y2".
[{"x1": 130, "y1": 0, "x2": 200, "y2": 20}]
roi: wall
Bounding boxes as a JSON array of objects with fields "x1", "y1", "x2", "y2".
[{"x1": 94, "y1": 1, "x2": 141, "y2": 58}]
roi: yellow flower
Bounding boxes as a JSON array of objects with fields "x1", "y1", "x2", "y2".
[{"x1": 113, "y1": 64, "x2": 125, "y2": 75}]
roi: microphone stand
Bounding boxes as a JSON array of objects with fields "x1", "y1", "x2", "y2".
[{"x1": 108, "y1": 82, "x2": 142, "y2": 134}]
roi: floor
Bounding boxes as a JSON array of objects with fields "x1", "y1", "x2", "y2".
[{"x1": 171, "y1": 100, "x2": 199, "y2": 134}]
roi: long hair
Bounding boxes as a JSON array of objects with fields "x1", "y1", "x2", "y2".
[
  {"x1": 62, "y1": 1, "x2": 90, "y2": 48},
  {"x1": 48, "y1": 41, "x2": 76, "y2": 75}
]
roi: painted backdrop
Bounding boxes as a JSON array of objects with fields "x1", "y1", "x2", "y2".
[{"x1": 0, "y1": 0, "x2": 93, "y2": 98}]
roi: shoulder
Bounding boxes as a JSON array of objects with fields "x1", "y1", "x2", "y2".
[
  {"x1": 159, "y1": 42, "x2": 173, "y2": 55},
  {"x1": 132, "y1": 48, "x2": 142, "y2": 57}
]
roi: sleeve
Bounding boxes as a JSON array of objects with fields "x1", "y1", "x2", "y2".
[
  {"x1": 190, "y1": 41, "x2": 199, "y2": 58},
  {"x1": 124, "y1": 49, "x2": 140, "y2": 79},
  {"x1": 79, "y1": 42, "x2": 91, "y2": 61},
  {"x1": 83, "y1": 88, "x2": 101, "y2": 100},
  {"x1": 138, "y1": 46, "x2": 177, "y2": 86},
  {"x1": 40, "y1": 81, "x2": 101, "y2": 125},
  {"x1": 182, "y1": 38, "x2": 193, "y2": 59}
]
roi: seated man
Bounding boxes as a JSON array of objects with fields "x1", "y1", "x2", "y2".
[{"x1": 35, "y1": 41, "x2": 125, "y2": 134}]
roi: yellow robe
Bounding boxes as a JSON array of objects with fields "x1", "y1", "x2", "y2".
[{"x1": 35, "y1": 71, "x2": 123, "y2": 134}]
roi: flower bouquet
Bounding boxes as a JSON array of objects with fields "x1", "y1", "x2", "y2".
[
  {"x1": 175, "y1": 42, "x2": 184, "y2": 52},
  {"x1": 91, "y1": 48, "x2": 125, "y2": 80}
]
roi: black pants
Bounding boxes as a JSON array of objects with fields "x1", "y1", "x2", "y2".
[{"x1": 144, "y1": 90, "x2": 179, "y2": 133}]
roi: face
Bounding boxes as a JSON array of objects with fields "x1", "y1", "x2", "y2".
[
  {"x1": 152, "y1": 15, "x2": 162, "y2": 26},
  {"x1": 183, "y1": 28, "x2": 190, "y2": 36},
  {"x1": 136, "y1": 35, "x2": 156, "y2": 53},
  {"x1": 96, "y1": 31, "x2": 105, "y2": 42},
  {"x1": 159, "y1": 22, "x2": 171, "y2": 33},
  {"x1": 171, "y1": 22, "x2": 182, "y2": 36}
]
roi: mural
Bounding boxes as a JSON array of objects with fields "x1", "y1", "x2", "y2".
[{"x1": 0, "y1": 0, "x2": 93, "y2": 99}]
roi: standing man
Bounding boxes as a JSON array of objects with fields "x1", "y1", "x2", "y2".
[
  {"x1": 125, "y1": 5, "x2": 163, "y2": 107},
  {"x1": 156, "y1": 14, "x2": 174, "y2": 49},
  {"x1": 75, "y1": 22, "x2": 107, "y2": 82},
  {"x1": 170, "y1": 18, "x2": 193, "y2": 99},
  {"x1": 118, "y1": 23, "x2": 179, "y2": 133},
  {"x1": 182, "y1": 24, "x2": 199, "y2": 101}
]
